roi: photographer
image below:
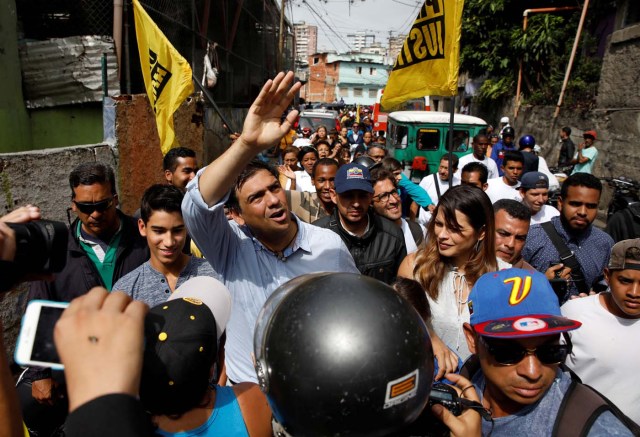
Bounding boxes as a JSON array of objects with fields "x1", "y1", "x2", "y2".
[
  {"x1": 0, "y1": 206, "x2": 44, "y2": 437},
  {"x1": 18, "y1": 162, "x2": 148, "y2": 436}
]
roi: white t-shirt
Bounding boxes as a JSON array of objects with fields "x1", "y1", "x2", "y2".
[
  {"x1": 294, "y1": 170, "x2": 316, "y2": 193},
  {"x1": 530, "y1": 204, "x2": 560, "y2": 225},
  {"x1": 561, "y1": 293, "x2": 640, "y2": 424},
  {"x1": 417, "y1": 174, "x2": 461, "y2": 225},
  {"x1": 456, "y1": 154, "x2": 499, "y2": 179},
  {"x1": 485, "y1": 177, "x2": 521, "y2": 204},
  {"x1": 401, "y1": 218, "x2": 425, "y2": 254},
  {"x1": 293, "y1": 138, "x2": 312, "y2": 148}
]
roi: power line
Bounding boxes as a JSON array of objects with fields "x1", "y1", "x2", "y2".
[{"x1": 302, "y1": 0, "x2": 351, "y2": 51}]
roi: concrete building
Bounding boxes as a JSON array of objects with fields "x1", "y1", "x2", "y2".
[
  {"x1": 294, "y1": 21, "x2": 318, "y2": 65},
  {"x1": 388, "y1": 34, "x2": 406, "y2": 61},
  {"x1": 304, "y1": 52, "x2": 388, "y2": 105},
  {"x1": 347, "y1": 31, "x2": 375, "y2": 51}
]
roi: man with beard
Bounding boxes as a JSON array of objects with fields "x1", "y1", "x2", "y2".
[
  {"x1": 285, "y1": 158, "x2": 337, "y2": 223},
  {"x1": 522, "y1": 173, "x2": 614, "y2": 302},
  {"x1": 370, "y1": 169, "x2": 424, "y2": 254},
  {"x1": 314, "y1": 162, "x2": 406, "y2": 284}
]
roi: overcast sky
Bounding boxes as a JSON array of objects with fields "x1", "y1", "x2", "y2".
[{"x1": 286, "y1": 0, "x2": 421, "y2": 52}]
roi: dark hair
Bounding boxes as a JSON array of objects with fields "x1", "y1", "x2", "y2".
[
  {"x1": 312, "y1": 158, "x2": 339, "y2": 178},
  {"x1": 493, "y1": 199, "x2": 531, "y2": 222},
  {"x1": 562, "y1": 126, "x2": 571, "y2": 136},
  {"x1": 140, "y1": 184, "x2": 184, "y2": 223},
  {"x1": 283, "y1": 146, "x2": 299, "y2": 158},
  {"x1": 315, "y1": 139, "x2": 331, "y2": 148},
  {"x1": 439, "y1": 153, "x2": 459, "y2": 169},
  {"x1": 163, "y1": 147, "x2": 196, "y2": 172},
  {"x1": 227, "y1": 160, "x2": 280, "y2": 213},
  {"x1": 370, "y1": 168, "x2": 397, "y2": 187},
  {"x1": 380, "y1": 157, "x2": 402, "y2": 172},
  {"x1": 69, "y1": 162, "x2": 117, "y2": 198},
  {"x1": 560, "y1": 172, "x2": 602, "y2": 199},
  {"x1": 461, "y1": 162, "x2": 488, "y2": 184},
  {"x1": 502, "y1": 150, "x2": 524, "y2": 167},
  {"x1": 367, "y1": 144, "x2": 387, "y2": 156},
  {"x1": 297, "y1": 146, "x2": 319, "y2": 164},
  {"x1": 392, "y1": 277, "x2": 431, "y2": 323},
  {"x1": 473, "y1": 133, "x2": 488, "y2": 143}
]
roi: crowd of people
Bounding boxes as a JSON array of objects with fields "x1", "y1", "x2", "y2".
[{"x1": 0, "y1": 71, "x2": 637, "y2": 436}]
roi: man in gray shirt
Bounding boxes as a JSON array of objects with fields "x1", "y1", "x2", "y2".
[{"x1": 113, "y1": 184, "x2": 219, "y2": 307}]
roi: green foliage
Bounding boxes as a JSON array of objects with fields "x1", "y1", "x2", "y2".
[{"x1": 461, "y1": 0, "x2": 607, "y2": 109}]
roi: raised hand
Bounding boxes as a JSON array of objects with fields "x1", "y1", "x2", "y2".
[{"x1": 237, "y1": 71, "x2": 302, "y2": 153}]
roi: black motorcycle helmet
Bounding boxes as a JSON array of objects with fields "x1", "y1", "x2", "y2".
[
  {"x1": 502, "y1": 126, "x2": 515, "y2": 138},
  {"x1": 353, "y1": 155, "x2": 381, "y2": 170},
  {"x1": 254, "y1": 273, "x2": 434, "y2": 437}
]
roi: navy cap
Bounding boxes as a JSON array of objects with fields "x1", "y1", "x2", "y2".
[
  {"x1": 520, "y1": 172, "x2": 549, "y2": 190},
  {"x1": 334, "y1": 163, "x2": 373, "y2": 194}
]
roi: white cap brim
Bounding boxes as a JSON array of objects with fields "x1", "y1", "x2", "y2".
[{"x1": 168, "y1": 276, "x2": 232, "y2": 341}]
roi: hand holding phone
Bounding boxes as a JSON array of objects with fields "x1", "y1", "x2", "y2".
[
  {"x1": 54, "y1": 288, "x2": 148, "y2": 412},
  {"x1": 15, "y1": 301, "x2": 69, "y2": 370}
]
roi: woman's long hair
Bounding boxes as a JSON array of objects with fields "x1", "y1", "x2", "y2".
[{"x1": 413, "y1": 185, "x2": 496, "y2": 300}]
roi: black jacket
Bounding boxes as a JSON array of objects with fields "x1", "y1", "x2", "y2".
[
  {"x1": 25, "y1": 211, "x2": 149, "y2": 381},
  {"x1": 605, "y1": 204, "x2": 640, "y2": 243},
  {"x1": 314, "y1": 210, "x2": 407, "y2": 284}
]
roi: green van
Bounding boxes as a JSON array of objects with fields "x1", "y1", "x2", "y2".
[{"x1": 387, "y1": 111, "x2": 488, "y2": 179}]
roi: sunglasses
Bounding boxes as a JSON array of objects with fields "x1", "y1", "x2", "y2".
[
  {"x1": 479, "y1": 336, "x2": 571, "y2": 365},
  {"x1": 73, "y1": 197, "x2": 115, "y2": 214}
]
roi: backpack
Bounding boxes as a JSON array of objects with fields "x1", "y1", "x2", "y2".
[{"x1": 459, "y1": 356, "x2": 640, "y2": 436}]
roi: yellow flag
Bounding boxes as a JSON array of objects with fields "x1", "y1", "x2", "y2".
[
  {"x1": 381, "y1": 0, "x2": 464, "y2": 109},
  {"x1": 133, "y1": 0, "x2": 194, "y2": 154}
]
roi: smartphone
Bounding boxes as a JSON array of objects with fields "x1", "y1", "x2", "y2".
[{"x1": 15, "y1": 300, "x2": 69, "y2": 370}]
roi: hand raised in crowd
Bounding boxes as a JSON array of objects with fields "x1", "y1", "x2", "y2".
[
  {"x1": 430, "y1": 374, "x2": 482, "y2": 437},
  {"x1": 277, "y1": 164, "x2": 295, "y2": 180},
  {"x1": 236, "y1": 71, "x2": 302, "y2": 153},
  {"x1": 54, "y1": 288, "x2": 148, "y2": 412}
]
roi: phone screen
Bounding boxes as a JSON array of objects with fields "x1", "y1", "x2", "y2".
[{"x1": 30, "y1": 306, "x2": 65, "y2": 364}]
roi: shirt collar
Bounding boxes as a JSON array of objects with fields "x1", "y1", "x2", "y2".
[{"x1": 245, "y1": 213, "x2": 311, "y2": 259}]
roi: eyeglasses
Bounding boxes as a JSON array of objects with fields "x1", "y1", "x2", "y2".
[
  {"x1": 373, "y1": 190, "x2": 400, "y2": 204},
  {"x1": 73, "y1": 197, "x2": 115, "y2": 214},
  {"x1": 478, "y1": 336, "x2": 571, "y2": 365}
]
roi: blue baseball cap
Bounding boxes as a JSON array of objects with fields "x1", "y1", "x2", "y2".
[
  {"x1": 468, "y1": 268, "x2": 581, "y2": 338},
  {"x1": 520, "y1": 172, "x2": 549, "y2": 190},
  {"x1": 334, "y1": 163, "x2": 373, "y2": 194}
]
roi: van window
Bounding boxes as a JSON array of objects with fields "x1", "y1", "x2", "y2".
[
  {"x1": 416, "y1": 129, "x2": 440, "y2": 151},
  {"x1": 446, "y1": 129, "x2": 470, "y2": 152},
  {"x1": 392, "y1": 125, "x2": 408, "y2": 149}
]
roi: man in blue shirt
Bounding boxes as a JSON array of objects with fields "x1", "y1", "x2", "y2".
[
  {"x1": 462, "y1": 268, "x2": 634, "y2": 436},
  {"x1": 182, "y1": 72, "x2": 358, "y2": 384},
  {"x1": 490, "y1": 126, "x2": 517, "y2": 176},
  {"x1": 522, "y1": 173, "x2": 614, "y2": 302}
]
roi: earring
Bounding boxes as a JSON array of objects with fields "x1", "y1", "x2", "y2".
[{"x1": 474, "y1": 239, "x2": 482, "y2": 253}]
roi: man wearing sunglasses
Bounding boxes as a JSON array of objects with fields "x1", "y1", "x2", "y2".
[
  {"x1": 20, "y1": 162, "x2": 149, "y2": 436},
  {"x1": 460, "y1": 268, "x2": 635, "y2": 436}
]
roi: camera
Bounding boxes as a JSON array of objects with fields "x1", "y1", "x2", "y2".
[
  {"x1": 427, "y1": 383, "x2": 463, "y2": 416},
  {"x1": 1, "y1": 220, "x2": 68, "y2": 290},
  {"x1": 549, "y1": 277, "x2": 568, "y2": 303}
]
